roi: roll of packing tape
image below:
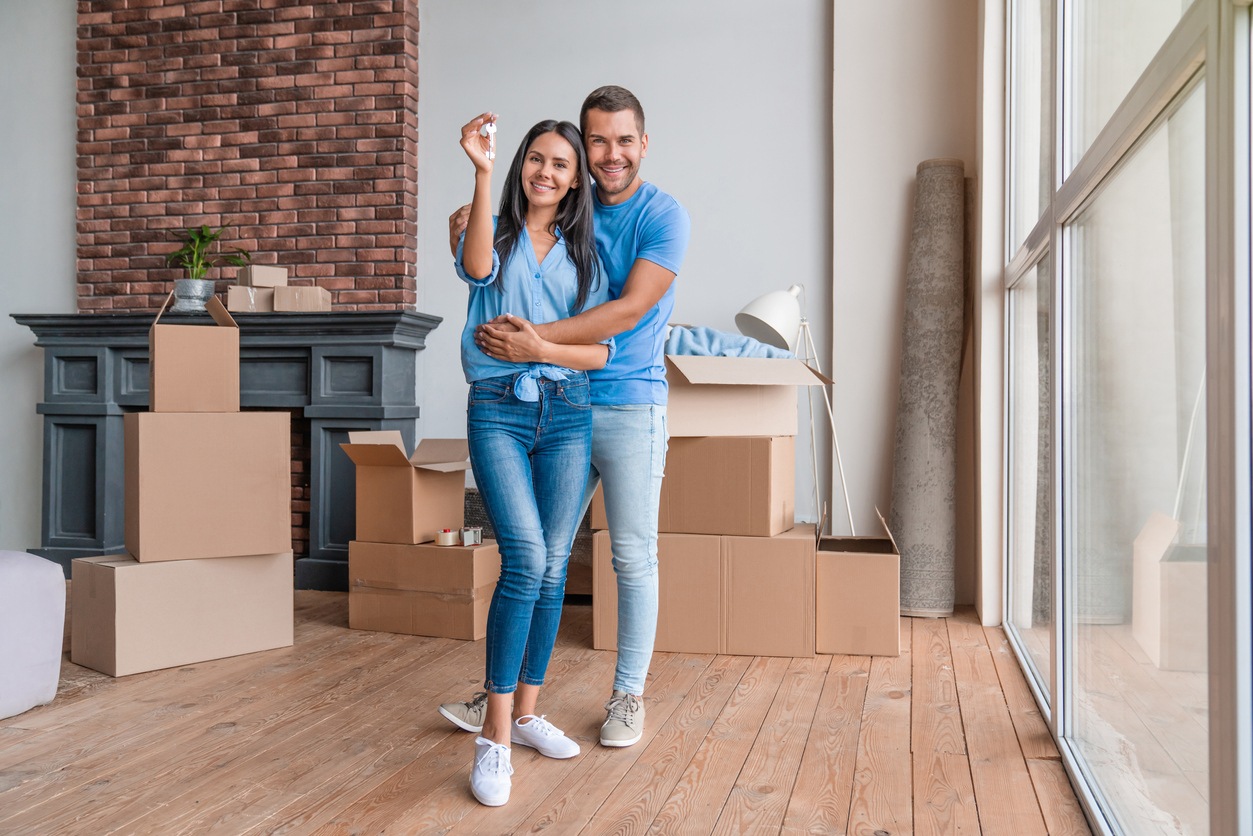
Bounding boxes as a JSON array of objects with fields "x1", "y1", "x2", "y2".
[{"x1": 435, "y1": 529, "x2": 459, "y2": 546}]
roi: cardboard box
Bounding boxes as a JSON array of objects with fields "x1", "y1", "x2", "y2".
[
  {"x1": 149, "y1": 294, "x2": 240, "y2": 413},
  {"x1": 340, "y1": 432, "x2": 470, "y2": 545},
  {"x1": 816, "y1": 514, "x2": 900, "y2": 656},
  {"x1": 593, "y1": 531, "x2": 722, "y2": 654},
  {"x1": 274, "y1": 286, "x2": 332, "y2": 312},
  {"x1": 348, "y1": 540, "x2": 500, "y2": 640},
  {"x1": 125, "y1": 411, "x2": 292, "y2": 562},
  {"x1": 665, "y1": 355, "x2": 831, "y2": 437},
  {"x1": 591, "y1": 436, "x2": 795, "y2": 536},
  {"x1": 226, "y1": 285, "x2": 275, "y2": 313},
  {"x1": 593, "y1": 525, "x2": 815, "y2": 657},
  {"x1": 71, "y1": 551, "x2": 294, "y2": 677},
  {"x1": 1131, "y1": 512, "x2": 1206, "y2": 671},
  {"x1": 724, "y1": 526, "x2": 816, "y2": 656},
  {"x1": 238, "y1": 264, "x2": 289, "y2": 288}
]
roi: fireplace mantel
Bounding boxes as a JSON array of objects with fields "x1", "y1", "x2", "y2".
[{"x1": 13, "y1": 310, "x2": 442, "y2": 591}]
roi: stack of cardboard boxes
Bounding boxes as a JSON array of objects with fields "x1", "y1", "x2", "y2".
[
  {"x1": 71, "y1": 297, "x2": 295, "y2": 677},
  {"x1": 592, "y1": 354, "x2": 903, "y2": 658},
  {"x1": 226, "y1": 265, "x2": 332, "y2": 313},
  {"x1": 341, "y1": 432, "x2": 500, "y2": 641}
]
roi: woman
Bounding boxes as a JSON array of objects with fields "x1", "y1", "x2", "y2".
[{"x1": 451, "y1": 113, "x2": 610, "y2": 808}]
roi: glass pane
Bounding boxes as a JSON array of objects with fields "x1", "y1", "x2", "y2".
[
  {"x1": 1066, "y1": 79, "x2": 1208, "y2": 834},
  {"x1": 1069, "y1": 0, "x2": 1191, "y2": 172},
  {"x1": 1007, "y1": 255, "x2": 1053, "y2": 701},
  {"x1": 1010, "y1": 0, "x2": 1053, "y2": 253}
]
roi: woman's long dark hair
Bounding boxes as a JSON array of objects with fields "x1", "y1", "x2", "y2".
[{"x1": 494, "y1": 120, "x2": 601, "y2": 312}]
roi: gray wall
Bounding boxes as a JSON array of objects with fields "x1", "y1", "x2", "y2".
[
  {"x1": 416, "y1": 0, "x2": 836, "y2": 525},
  {"x1": 416, "y1": 0, "x2": 979, "y2": 561},
  {"x1": 0, "y1": 0, "x2": 78, "y2": 551}
]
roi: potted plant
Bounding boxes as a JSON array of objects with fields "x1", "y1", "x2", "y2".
[{"x1": 165, "y1": 225, "x2": 252, "y2": 313}]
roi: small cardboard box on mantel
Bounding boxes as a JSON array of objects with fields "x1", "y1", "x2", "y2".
[
  {"x1": 340, "y1": 432, "x2": 470, "y2": 545},
  {"x1": 238, "y1": 264, "x2": 289, "y2": 288},
  {"x1": 274, "y1": 286, "x2": 331, "y2": 312}
]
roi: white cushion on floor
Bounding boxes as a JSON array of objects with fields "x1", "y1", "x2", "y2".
[{"x1": 0, "y1": 551, "x2": 65, "y2": 720}]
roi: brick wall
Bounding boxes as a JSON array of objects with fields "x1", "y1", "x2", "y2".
[{"x1": 75, "y1": 0, "x2": 419, "y2": 312}]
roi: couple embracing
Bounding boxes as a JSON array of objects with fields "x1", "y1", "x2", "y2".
[{"x1": 441, "y1": 85, "x2": 691, "y2": 806}]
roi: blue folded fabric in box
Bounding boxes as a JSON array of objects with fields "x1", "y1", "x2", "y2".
[{"x1": 664, "y1": 325, "x2": 795, "y2": 359}]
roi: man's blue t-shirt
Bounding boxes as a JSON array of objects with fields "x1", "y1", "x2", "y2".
[{"x1": 589, "y1": 181, "x2": 691, "y2": 405}]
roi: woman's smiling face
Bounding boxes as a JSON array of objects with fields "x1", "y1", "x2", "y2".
[{"x1": 521, "y1": 130, "x2": 580, "y2": 210}]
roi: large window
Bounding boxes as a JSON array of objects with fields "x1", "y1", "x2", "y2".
[{"x1": 1002, "y1": 2, "x2": 1250, "y2": 833}]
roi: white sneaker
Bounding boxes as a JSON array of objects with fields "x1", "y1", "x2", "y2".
[
  {"x1": 511, "y1": 715, "x2": 581, "y2": 759},
  {"x1": 470, "y1": 736, "x2": 513, "y2": 806}
]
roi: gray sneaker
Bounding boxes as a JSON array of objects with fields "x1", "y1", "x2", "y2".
[
  {"x1": 439, "y1": 691, "x2": 488, "y2": 733},
  {"x1": 600, "y1": 689, "x2": 644, "y2": 747}
]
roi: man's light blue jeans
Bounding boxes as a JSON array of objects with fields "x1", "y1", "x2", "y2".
[{"x1": 582, "y1": 403, "x2": 668, "y2": 696}]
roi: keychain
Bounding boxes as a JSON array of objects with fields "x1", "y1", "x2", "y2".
[{"x1": 480, "y1": 120, "x2": 496, "y2": 161}]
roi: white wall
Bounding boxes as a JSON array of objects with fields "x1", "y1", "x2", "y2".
[
  {"x1": 0, "y1": 2, "x2": 984, "y2": 602},
  {"x1": 0, "y1": 1, "x2": 78, "y2": 551},
  {"x1": 832, "y1": 1, "x2": 980, "y2": 602},
  {"x1": 416, "y1": 0, "x2": 835, "y2": 523}
]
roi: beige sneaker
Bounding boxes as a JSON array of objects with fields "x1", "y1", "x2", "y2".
[
  {"x1": 439, "y1": 691, "x2": 488, "y2": 733},
  {"x1": 600, "y1": 689, "x2": 644, "y2": 747}
]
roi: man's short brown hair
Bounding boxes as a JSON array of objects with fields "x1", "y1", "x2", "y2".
[{"x1": 580, "y1": 85, "x2": 645, "y2": 136}]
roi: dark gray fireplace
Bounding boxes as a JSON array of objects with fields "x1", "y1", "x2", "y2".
[{"x1": 12, "y1": 310, "x2": 440, "y2": 591}]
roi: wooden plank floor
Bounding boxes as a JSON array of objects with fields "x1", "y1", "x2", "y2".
[{"x1": 0, "y1": 592, "x2": 1091, "y2": 835}]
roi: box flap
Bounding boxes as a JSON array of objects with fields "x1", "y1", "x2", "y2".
[
  {"x1": 410, "y1": 438, "x2": 471, "y2": 472},
  {"x1": 348, "y1": 430, "x2": 407, "y2": 449},
  {"x1": 340, "y1": 430, "x2": 413, "y2": 467},
  {"x1": 665, "y1": 355, "x2": 833, "y2": 386},
  {"x1": 875, "y1": 507, "x2": 900, "y2": 553},
  {"x1": 206, "y1": 295, "x2": 238, "y2": 329}
]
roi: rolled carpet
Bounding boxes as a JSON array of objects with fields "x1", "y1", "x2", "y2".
[{"x1": 890, "y1": 158, "x2": 967, "y2": 617}]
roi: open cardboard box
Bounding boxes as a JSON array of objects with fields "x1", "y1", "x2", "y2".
[
  {"x1": 816, "y1": 509, "x2": 900, "y2": 656},
  {"x1": 348, "y1": 539, "x2": 500, "y2": 640},
  {"x1": 665, "y1": 355, "x2": 832, "y2": 437},
  {"x1": 340, "y1": 432, "x2": 470, "y2": 545},
  {"x1": 590, "y1": 435, "x2": 795, "y2": 537},
  {"x1": 149, "y1": 293, "x2": 240, "y2": 413},
  {"x1": 71, "y1": 551, "x2": 294, "y2": 677}
]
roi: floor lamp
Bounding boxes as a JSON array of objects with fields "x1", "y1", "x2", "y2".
[{"x1": 735, "y1": 283, "x2": 856, "y2": 536}]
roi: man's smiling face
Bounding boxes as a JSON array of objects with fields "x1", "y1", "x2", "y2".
[{"x1": 583, "y1": 108, "x2": 648, "y2": 205}]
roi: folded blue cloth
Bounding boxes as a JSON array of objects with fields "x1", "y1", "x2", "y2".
[
  {"x1": 664, "y1": 325, "x2": 795, "y2": 359},
  {"x1": 512, "y1": 365, "x2": 569, "y2": 402}
]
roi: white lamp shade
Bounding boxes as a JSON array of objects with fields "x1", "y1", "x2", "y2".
[{"x1": 734, "y1": 283, "x2": 803, "y2": 350}]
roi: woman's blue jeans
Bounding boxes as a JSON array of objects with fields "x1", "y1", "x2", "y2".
[{"x1": 468, "y1": 372, "x2": 592, "y2": 695}]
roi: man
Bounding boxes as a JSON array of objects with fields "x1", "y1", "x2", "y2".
[{"x1": 439, "y1": 85, "x2": 690, "y2": 748}]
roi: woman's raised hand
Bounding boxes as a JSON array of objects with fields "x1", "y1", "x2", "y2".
[{"x1": 460, "y1": 112, "x2": 499, "y2": 173}]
